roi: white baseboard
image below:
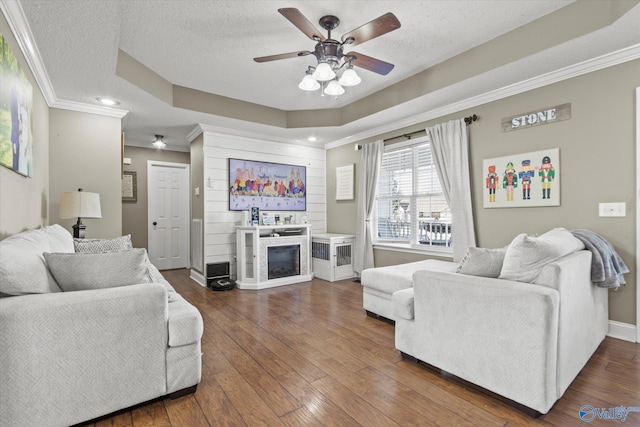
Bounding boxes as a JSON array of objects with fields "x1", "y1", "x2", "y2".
[
  {"x1": 189, "y1": 269, "x2": 206, "y2": 287},
  {"x1": 607, "y1": 320, "x2": 637, "y2": 342}
]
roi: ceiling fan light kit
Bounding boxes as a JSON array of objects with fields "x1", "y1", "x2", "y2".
[{"x1": 254, "y1": 8, "x2": 400, "y2": 98}]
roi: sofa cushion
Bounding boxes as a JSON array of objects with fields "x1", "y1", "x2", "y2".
[
  {"x1": 361, "y1": 259, "x2": 456, "y2": 294},
  {"x1": 499, "y1": 228, "x2": 584, "y2": 283},
  {"x1": 73, "y1": 235, "x2": 132, "y2": 253},
  {"x1": 0, "y1": 226, "x2": 65, "y2": 295},
  {"x1": 44, "y1": 249, "x2": 152, "y2": 292},
  {"x1": 456, "y1": 246, "x2": 507, "y2": 278}
]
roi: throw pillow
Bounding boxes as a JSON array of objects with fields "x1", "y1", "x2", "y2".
[
  {"x1": 498, "y1": 228, "x2": 584, "y2": 283},
  {"x1": 44, "y1": 248, "x2": 152, "y2": 292},
  {"x1": 456, "y1": 246, "x2": 507, "y2": 278},
  {"x1": 0, "y1": 228, "x2": 63, "y2": 295},
  {"x1": 73, "y1": 235, "x2": 132, "y2": 253}
]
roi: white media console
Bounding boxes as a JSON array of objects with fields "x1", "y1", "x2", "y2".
[{"x1": 235, "y1": 224, "x2": 313, "y2": 290}]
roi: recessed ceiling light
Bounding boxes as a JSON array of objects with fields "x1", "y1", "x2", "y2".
[
  {"x1": 96, "y1": 97, "x2": 119, "y2": 106},
  {"x1": 307, "y1": 136, "x2": 317, "y2": 142}
]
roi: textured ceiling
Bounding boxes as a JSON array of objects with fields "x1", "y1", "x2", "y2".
[{"x1": 9, "y1": 0, "x2": 640, "y2": 150}]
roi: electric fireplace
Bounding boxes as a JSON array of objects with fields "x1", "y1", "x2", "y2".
[{"x1": 267, "y1": 245, "x2": 300, "y2": 280}]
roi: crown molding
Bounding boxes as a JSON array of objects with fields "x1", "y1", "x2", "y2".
[
  {"x1": 1, "y1": 0, "x2": 128, "y2": 119},
  {"x1": 193, "y1": 123, "x2": 322, "y2": 148},
  {"x1": 186, "y1": 125, "x2": 203, "y2": 143},
  {"x1": 324, "y1": 43, "x2": 640, "y2": 150},
  {"x1": 1, "y1": 0, "x2": 56, "y2": 104},
  {"x1": 50, "y1": 99, "x2": 128, "y2": 119}
]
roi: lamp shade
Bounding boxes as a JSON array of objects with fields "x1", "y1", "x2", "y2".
[
  {"x1": 339, "y1": 68, "x2": 361, "y2": 87},
  {"x1": 299, "y1": 74, "x2": 320, "y2": 91},
  {"x1": 312, "y1": 62, "x2": 335, "y2": 81},
  {"x1": 324, "y1": 80, "x2": 345, "y2": 96},
  {"x1": 59, "y1": 191, "x2": 102, "y2": 219}
]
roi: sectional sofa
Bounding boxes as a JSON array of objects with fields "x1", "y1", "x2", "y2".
[{"x1": 0, "y1": 225, "x2": 203, "y2": 427}]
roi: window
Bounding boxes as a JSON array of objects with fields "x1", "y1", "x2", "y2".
[{"x1": 375, "y1": 137, "x2": 451, "y2": 249}]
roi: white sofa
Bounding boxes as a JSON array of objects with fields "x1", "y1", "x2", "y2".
[
  {"x1": 390, "y1": 229, "x2": 610, "y2": 414},
  {"x1": 0, "y1": 225, "x2": 203, "y2": 427}
]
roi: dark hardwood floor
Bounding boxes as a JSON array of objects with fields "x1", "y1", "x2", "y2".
[{"x1": 82, "y1": 269, "x2": 640, "y2": 427}]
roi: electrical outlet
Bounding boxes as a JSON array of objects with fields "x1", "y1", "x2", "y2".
[{"x1": 598, "y1": 202, "x2": 626, "y2": 217}]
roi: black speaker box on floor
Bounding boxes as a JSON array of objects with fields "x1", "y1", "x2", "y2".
[{"x1": 206, "y1": 262, "x2": 236, "y2": 291}]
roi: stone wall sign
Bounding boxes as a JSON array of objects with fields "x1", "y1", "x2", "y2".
[{"x1": 502, "y1": 103, "x2": 571, "y2": 132}]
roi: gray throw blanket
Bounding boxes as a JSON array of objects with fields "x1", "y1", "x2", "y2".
[{"x1": 571, "y1": 229, "x2": 629, "y2": 289}]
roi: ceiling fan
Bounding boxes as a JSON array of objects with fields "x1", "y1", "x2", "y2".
[{"x1": 254, "y1": 8, "x2": 401, "y2": 96}]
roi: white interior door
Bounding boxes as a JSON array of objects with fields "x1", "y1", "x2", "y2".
[{"x1": 148, "y1": 161, "x2": 190, "y2": 270}]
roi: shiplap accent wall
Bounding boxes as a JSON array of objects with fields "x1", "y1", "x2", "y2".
[{"x1": 202, "y1": 131, "x2": 326, "y2": 279}]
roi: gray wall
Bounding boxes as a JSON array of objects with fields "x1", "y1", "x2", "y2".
[
  {"x1": 326, "y1": 58, "x2": 640, "y2": 325},
  {"x1": 49, "y1": 109, "x2": 122, "y2": 239},
  {"x1": 122, "y1": 146, "x2": 190, "y2": 249},
  {"x1": 326, "y1": 143, "x2": 360, "y2": 235}
]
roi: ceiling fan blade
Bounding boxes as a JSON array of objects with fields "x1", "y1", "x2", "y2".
[
  {"x1": 254, "y1": 51, "x2": 313, "y2": 63},
  {"x1": 348, "y1": 51, "x2": 394, "y2": 75},
  {"x1": 278, "y1": 8, "x2": 326, "y2": 42},
  {"x1": 341, "y1": 12, "x2": 401, "y2": 47}
]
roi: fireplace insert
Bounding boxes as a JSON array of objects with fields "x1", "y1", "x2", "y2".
[{"x1": 267, "y1": 245, "x2": 300, "y2": 280}]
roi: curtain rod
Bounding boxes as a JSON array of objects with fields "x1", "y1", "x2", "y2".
[
  {"x1": 382, "y1": 114, "x2": 479, "y2": 143},
  {"x1": 355, "y1": 114, "x2": 479, "y2": 149}
]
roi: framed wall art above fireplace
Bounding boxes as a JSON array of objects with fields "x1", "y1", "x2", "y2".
[{"x1": 229, "y1": 158, "x2": 306, "y2": 211}]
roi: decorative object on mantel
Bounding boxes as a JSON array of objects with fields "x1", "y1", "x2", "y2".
[
  {"x1": 122, "y1": 171, "x2": 137, "y2": 202},
  {"x1": 59, "y1": 188, "x2": 102, "y2": 238},
  {"x1": 254, "y1": 8, "x2": 400, "y2": 97},
  {"x1": 261, "y1": 211, "x2": 276, "y2": 226},
  {"x1": 251, "y1": 207, "x2": 260, "y2": 226},
  {"x1": 483, "y1": 148, "x2": 559, "y2": 208},
  {"x1": 502, "y1": 103, "x2": 571, "y2": 132},
  {"x1": 336, "y1": 164, "x2": 355, "y2": 200}
]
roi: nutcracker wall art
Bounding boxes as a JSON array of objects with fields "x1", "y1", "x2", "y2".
[{"x1": 483, "y1": 148, "x2": 559, "y2": 208}]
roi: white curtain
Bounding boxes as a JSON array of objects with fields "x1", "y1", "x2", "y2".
[
  {"x1": 427, "y1": 119, "x2": 476, "y2": 262},
  {"x1": 354, "y1": 140, "x2": 384, "y2": 274}
]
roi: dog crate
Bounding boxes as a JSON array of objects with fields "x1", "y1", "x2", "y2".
[{"x1": 312, "y1": 234, "x2": 355, "y2": 282}]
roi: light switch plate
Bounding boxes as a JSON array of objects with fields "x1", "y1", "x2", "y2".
[{"x1": 599, "y1": 202, "x2": 626, "y2": 217}]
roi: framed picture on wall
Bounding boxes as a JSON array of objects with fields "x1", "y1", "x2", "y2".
[
  {"x1": 483, "y1": 148, "x2": 559, "y2": 208},
  {"x1": 0, "y1": 31, "x2": 34, "y2": 177},
  {"x1": 336, "y1": 164, "x2": 355, "y2": 200},
  {"x1": 229, "y1": 158, "x2": 306, "y2": 211},
  {"x1": 122, "y1": 171, "x2": 137, "y2": 202}
]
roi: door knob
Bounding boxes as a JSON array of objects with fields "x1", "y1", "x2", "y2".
[{"x1": 153, "y1": 221, "x2": 157, "y2": 226}]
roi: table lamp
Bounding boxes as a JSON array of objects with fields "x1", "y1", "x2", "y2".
[{"x1": 59, "y1": 188, "x2": 102, "y2": 238}]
